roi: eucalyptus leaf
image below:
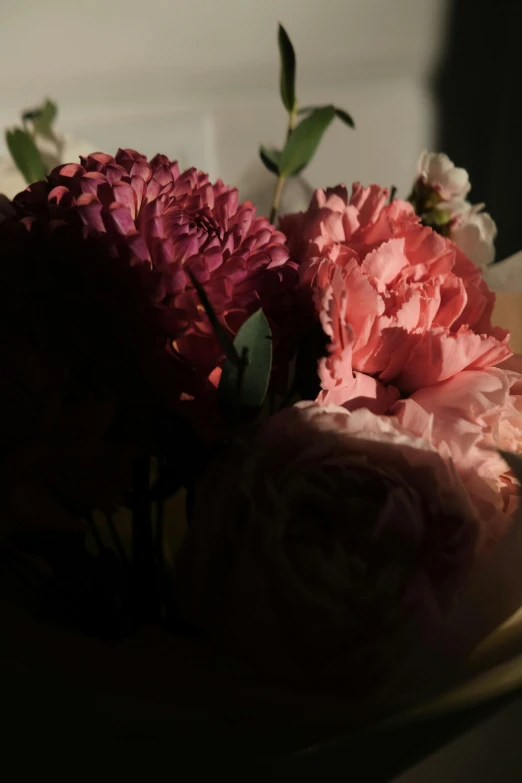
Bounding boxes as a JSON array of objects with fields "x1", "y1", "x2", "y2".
[
  {"x1": 298, "y1": 105, "x2": 355, "y2": 129},
  {"x1": 219, "y1": 309, "x2": 273, "y2": 411},
  {"x1": 259, "y1": 145, "x2": 281, "y2": 175},
  {"x1": 278, "y1": 24, "x2": 296, "y2": 113},
  {"x1": 334, "y1": 107, "x2": 355, "y2": 128},
  {"x1": 5, "y1": 128, "x2": 46, "y2": 184},
  {"x1": 279, "y1": 105, "x2": 335, "y2": 177},
  {"x1": 32, "y1": 99, "x2": 58, "y2": 139}
]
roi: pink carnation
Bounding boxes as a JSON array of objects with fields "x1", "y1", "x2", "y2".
[
  {"x1": 1, "y1": 150, "x2": 298, "y2": 434},
  {"x1": 394, "y1": 367, "x2": 522, "y2": 548},
  {"x1": 280, "y1": 184, "x2": 510, "y2": 413}
]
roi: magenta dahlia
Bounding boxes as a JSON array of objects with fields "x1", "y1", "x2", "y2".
[{"x1": 0, "y1": 149, "x2": 299, "y2": 434}]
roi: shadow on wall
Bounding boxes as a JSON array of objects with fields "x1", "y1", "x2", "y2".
[{"x1": 434, "y1": 0, "x2": 522, "y2": 262}]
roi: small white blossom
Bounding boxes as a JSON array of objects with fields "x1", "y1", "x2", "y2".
[
  {"x1": 449, "y1": 202, "x2": 497, "y2": 268},
  {"x1": 417, "y1": 151, "x2": 471, "y2": 201}
]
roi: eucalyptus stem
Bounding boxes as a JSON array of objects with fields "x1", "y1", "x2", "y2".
[
  {"x1": 106, "y1": 513, "x2": 128, "y2": 562},
  {"x1": 155, "y1": 458, "x2": 166, "y2": 620},
  {"x1": 286, "y1": 106, "x2": 298, "y2": 139},
  {"x1": 236, "y1": 347, "x2": 249, "y2": 403},
  {"x1": 131, "y1": 455, "x2": 156, "y2": 623},
  {"x1": 86, "y1": 513, "x2": 104, "y2": 553},
  {"x1": 155, "y1": 458, "x2": 166, "y2": 568},
  {"x1": 268, "y1": 105, "x2": 297, "y2": 225},
  {"x1": 269, "y1": 176, "x2": 285, "y2": 225}
]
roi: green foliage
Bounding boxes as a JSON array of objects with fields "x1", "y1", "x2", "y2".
[
  {"x1": 259, "y1": 145, "x2": 282, "y2": 175},
  {"x1": 299, "y1": 105, "x2": 355, "y2": 129},
  {"x1": 278, "y1": 24, "x2": 296, "y2": 113},
  {"x1": 30, "y1": 98, "x2": 58, "y2": 139},
  {"x1": 5, "y1": 128, "x2": 45, "y2": 184},
  {"x1": 219, "y1": 309, "x2": 273, "y2": 411},
  {"x1": 5, "y1": 97, "x2": 59, "y2": 184},
  {"x1": 279, "y1": 106, "x2": 335, "y2": 176}
]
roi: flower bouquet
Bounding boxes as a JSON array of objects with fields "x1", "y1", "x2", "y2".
[{"x1": 2, "y1": 25, "x2": 522, "y2": 778}]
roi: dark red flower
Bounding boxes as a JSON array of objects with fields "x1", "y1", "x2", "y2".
[{"x1": 1, "y1": 149, "x2": 299, "y2": 439}]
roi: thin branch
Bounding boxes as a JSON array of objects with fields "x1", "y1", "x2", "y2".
[
  {"x1": 105, "y1": 513, "x2": 128, "y2": 562},
  {"x1": 268, "y1": 105, "x2": 297, "y2": 225},
  {"x1": 86, "y1": 513, "x2": 104, "y2": 553}
]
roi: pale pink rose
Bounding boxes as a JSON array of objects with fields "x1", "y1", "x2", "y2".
[
  {"x1": 417, "y1": 151, "x2": 471, "y2": 201},
  {"x1": 175, "y1": 403, "x2": 479, "y2": 719},
  {"x1": 394, "y1": 367, "x2": 522, "y2": 546},
  {"x1": 280, "y1": 184, "x2": 510, "y2": 412}
]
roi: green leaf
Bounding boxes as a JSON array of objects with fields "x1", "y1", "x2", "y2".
[
  {"x1": 5, "y1": 128, "x2": 46, "y2": 184},
  {"x1": 31, "y1": 99, "x2": 58, "y2": 139},
  {"x1": 219, "y1": 309, "x2": 273, "y2": 410},
  {"x1": 187, "y1": 270, "x2": 241, "y2": 367},
  {"x1": 279, "y1": 105, "x2": 335, "y2": 177},
  {"x1": 334, "y1": 106, "x2": 355, "y2": 129},
  {"x1": 278, "y1": 24, "x2": 296, "y2": 113},
  {"x1": 259, "y1": 146, "x2": 281, "y2": 175},
  {"x1": 298, "y1": 105, "x2": 355, "y2": 129}
]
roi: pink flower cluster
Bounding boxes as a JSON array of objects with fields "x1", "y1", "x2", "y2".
[
  {"x1": 2, "y1": 149, "x2": 298, "y2": 426},
  {"x1": 4, "y1": 147, "x2": 519, "y2": 714},
  {"x1": 281, "y1": 183, "x2": 520, "y2": 546},
  {"x1": 2, "y1": 150, "x2": 520, "y2": 549}
]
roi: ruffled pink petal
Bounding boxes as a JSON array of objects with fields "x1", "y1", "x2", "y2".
[
  {"x1": 395, "y1": 327, "x2": 511, "y2": 392},
  {"x1": 361, "y1": 238, "x2": 409, "y2": 287},
  {"x1": 318, "y1": 370, "x2": 399, "y2": 414}
]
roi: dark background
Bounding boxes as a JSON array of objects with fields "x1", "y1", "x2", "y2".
[{"x1": 435, "y1": 0, "x2": 522, "y2": 262}]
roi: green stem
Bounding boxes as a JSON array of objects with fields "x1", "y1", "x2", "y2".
[
  {"x1": 268, "y1": 104, "x2": 298, "y2": 226},
  {"x1": 86, "y1": 513, "x2": 104, "y2": 553},
  {"x1": 286, "y1": 106, "x2": 298, "y2": 140},
  {"x1": 155, "y1": 458, "x2": 166, "y2": 620},
  {"x1": 231, "y1": 347, "x2": 250, "y2": 429},
  {"x1": 106, "y1": 513, "x2": 128, "y2": 562},
  {"x1": 131, "y1": 455, "x2": 155, "y2": 623},
  {"x1": 269, "y1": 175, "x2": 285, "y2": 225},
  {"x1": 155, "y1": 458, "x2": 166, "y2": 568}
]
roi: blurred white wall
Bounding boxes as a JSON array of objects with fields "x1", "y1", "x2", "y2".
[{"x1": 0, "y1": 0, "x2": 448, "y2": 209}]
